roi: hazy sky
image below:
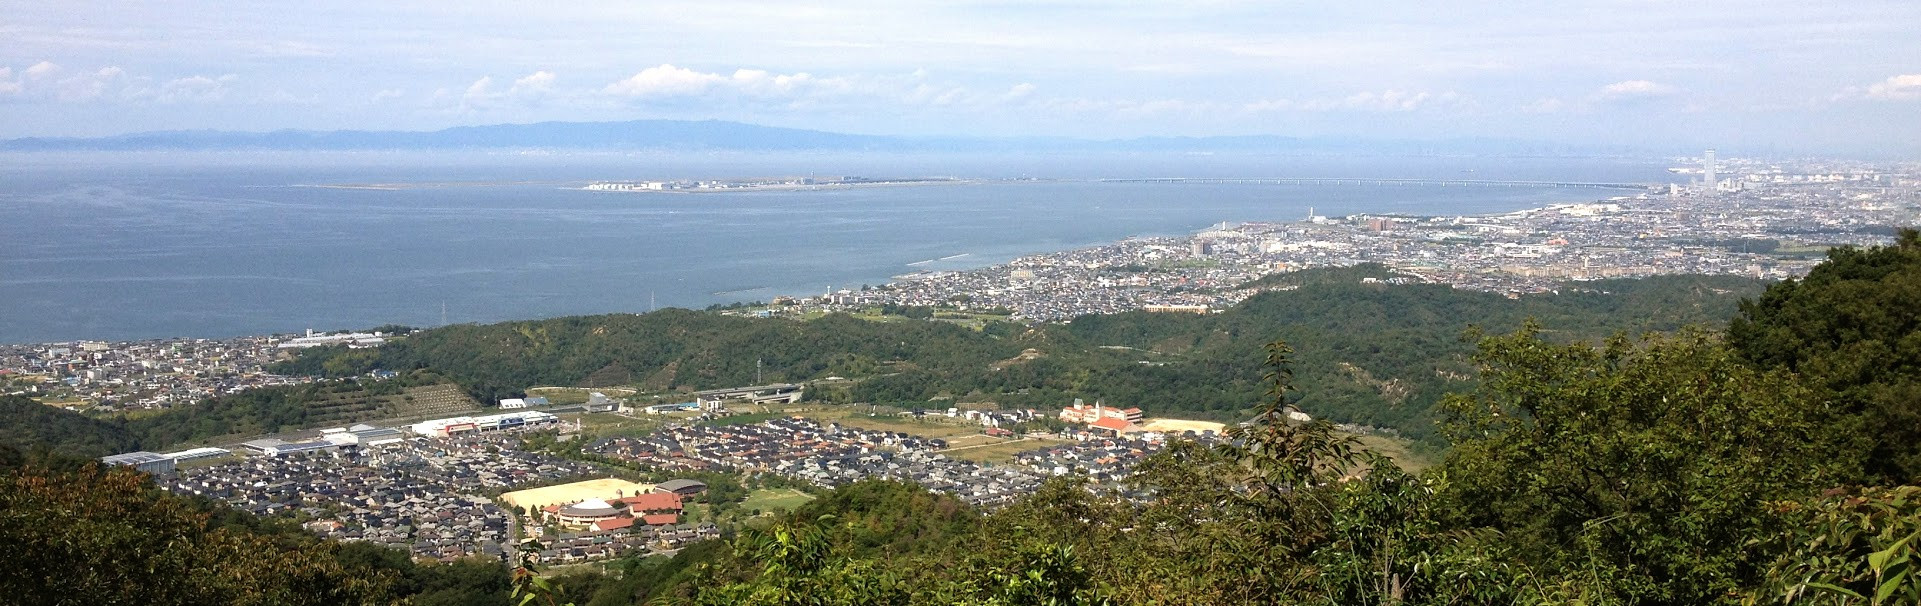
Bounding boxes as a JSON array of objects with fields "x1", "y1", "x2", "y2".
[{"x1": 4, "y1": 1, "x2": 1918, "y2": 153}]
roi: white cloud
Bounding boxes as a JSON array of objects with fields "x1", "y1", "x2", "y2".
[
  {"x1": 1596, "y1": 79, "x2": 1678, "y2": 102},
  {"x1": 603, "y1": 64, "x2": 727, "y2": 97},
  {"x1": 24, "y1": 61, "x2": 59, "y2": 79},
  {"x1": 448, "y1": 71, "x2": 565, "y2": 111},
  {"x1": 264, "y1": 89, "x2": 320, "y2": 105},
  {"x1": 153, "y1": 74, "x2": 236, "y2": 103},
  {"x1": 1326, "y1": 90, "x2": 1456, "y2": 112},
  {"x1": 508, "y1": 70, "x2": 556, "y2": 95},
  {"x1": 1864, "y1": 74, "x2": 1921, "y2": 101},
  {"x1": 54, "y1": 66, "x2": 127, "y2": 101},
  {"x1": 455, "y1": 76, "x2": 496, "y2": 110},
  {"x1": 464, "y1": 76, "x2": 494, "y2": 99},
  {"x1": 1523, "y1": 97, "x2": 1567, "y2": 113},
  {"x1": 601, "y1": 64, "x2": 959, "y2": 112},
  {"x1": 251, "y1": 40, "x2": 331, "y2": 58},
  {"x1": 0, "y1": 63, "x2": 140, "y2": 102},
  {"x1": 1241, "y1": 90, "x2": 1461, "y2": 113},
  {"x1": 371, "y1": 88, "x2": 405, "y2": 102}
]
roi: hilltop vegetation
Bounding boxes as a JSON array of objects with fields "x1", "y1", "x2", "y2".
[
  {"x1": 0, "y1": 266, "x2": 1765, "y2": 458},
  {"x1": 0, "y1": 446, "x2": 515, "y2": 605},
  {"x1": 0, "y1": 370, "x2": 474, "y2": 454},
  {"x1": 128, "y1": 372, "x2": 478, "y2": 448},
  {"x1": 276, "y1": 266, "x2": 1764, "y2": 445},
  {"x1": 0, "y1": 394, "x2": 138, "y2": 458}
]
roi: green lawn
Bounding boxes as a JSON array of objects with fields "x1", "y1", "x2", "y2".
[
  {"x1": 1354, "y1": 433, "x2": 1436, "y2": 473},
  {"x1": 705, "y1": 411, "x2": 785, "y2": 426},
  {"x1": 563, "y1": 412, "x2": 662, "y2": 436},
  {"x1": 941, "y1": 437, "x2": 1073, "y2": 464},
  {"x1": 740, "y1": 488, "x2": 817, "y2": 514},
  {"x1": 806, "y1": 408, "x2": 986, "y2": 439}
]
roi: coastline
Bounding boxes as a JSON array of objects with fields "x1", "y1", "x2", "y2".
[
  {"x1": 18, "y1": 162, "x2": 1833, "y2": 344},
  {"x1": 575, "y1": 178, "x2": 980, "y2": 194}
]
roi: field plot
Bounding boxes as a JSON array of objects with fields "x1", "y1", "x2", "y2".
[
  {"x1": 1355, "y1": 434, "x2": 1434, "y2": 473},
  {"x1": 810, "y1": 410, "x2": 986, "y2": 439},
  {"x1": 942, "y1": 437, "x2": 1076, "y2": 463},
  {"x1": 1139, "y1": 418, "x2": 1227, "y2": 434},
  {"x1": 564, "y1": 412, "x2": 660, "y2": 436},
  {"x1": 740, "y1": 488, "x2": 816, "y2": 513},
  {"x1": 526, "y1": 386, "x2": 637, "y2": 405},
  {"x1": 303, "y1": 383, "x2": 479, "y2": 427},
  {"x1": 939, "y1": 434, "x2": 1004, "y2": 448},
  {"x1": 497, "y1": 478, "x2": 655, "y2": 512}
]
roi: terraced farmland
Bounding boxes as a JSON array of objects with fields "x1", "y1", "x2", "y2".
[{"x1": 303, "y1": 383, "x2": 479, "y2": 426}]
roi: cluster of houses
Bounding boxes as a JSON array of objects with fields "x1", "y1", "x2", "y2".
[
  {"x1": 162, "y1": 451, "x2": 512, "y2": 561},
  {"x1": 585, "y1": 413, "x2": 1242, "y2": 505},
  {"x1": 589, "y1": 417, "x2": 1057, "y2": 506},
  {"x1": 778, "y1": 447, "x2": 1047, "y2": 506},
  {"x1": 157, "y1": 431, "x2": 604, "y2": 561},
  {"x1": 909, "y1": 405, "x2": 1046, "y2": 428},
  {"x1": 0, "y1": 336, "x2": 311, "y2": 410},
  {"x1": 589, "y1": 417, "x2": 948, "y2": 473},
  {"x1": 1012, "y1": 435, "x2": 1220, "y2": 483},
  {"x1": 536, "y1": 520, "x2": 719, "y2": 565}
]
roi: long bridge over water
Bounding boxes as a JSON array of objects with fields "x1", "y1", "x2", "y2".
[{"x1": 1096, "y1": 177, "x2": 1651, "y2": 190}]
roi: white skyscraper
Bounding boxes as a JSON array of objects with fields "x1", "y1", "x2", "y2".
[{"x1": 1703, "y1": 149, "x2": 1717, "y2": 191}]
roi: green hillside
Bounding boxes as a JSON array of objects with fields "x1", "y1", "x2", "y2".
[
  {"x1": 278, "y1": 266, "x2": 1766, "y2": 444},
  {"x1": 0, "y1": 394, "x2": 138, "y2": 458},
  {"x1": 0, "y1": 371, "x2": 476, "y2": 455}
]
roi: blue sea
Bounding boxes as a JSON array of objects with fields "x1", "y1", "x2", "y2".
[{"x1": 0, "y1": 150, "x2": 1677, "y2": 343}]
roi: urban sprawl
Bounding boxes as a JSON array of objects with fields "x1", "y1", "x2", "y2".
[
  {"x1": 100, "y1": 397, "x2": 1222, "y2": 565},
  {"x1": 797, "y1": 155, "x2": 1920, "y2": 320}
]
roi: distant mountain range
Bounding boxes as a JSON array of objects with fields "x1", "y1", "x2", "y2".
[{"x1": 0, "y1": 119, "x2": 1647, "y2": 156}]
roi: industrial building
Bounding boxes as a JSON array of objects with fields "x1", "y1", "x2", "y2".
[
  {"x1": 160, "y1": 446, "x2": 231, "y2": 461},
  {"x1": 498, "y1": 396, "x2": 551, "y2": 409},
  {"x1": 409, "y1": 410, "x2": 559, "y2": 437},
  {"x1": 319, "y1": 424, "x2": 407, "y2": 447},
  {"x1": 239, "y1": 439, "x2": 338, "y2": 457},
  {"x1": 100, "y1": 451, "x2": 177, "y2": 475}
]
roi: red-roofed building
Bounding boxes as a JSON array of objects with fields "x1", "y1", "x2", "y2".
[
  {"x1": 619, "y1": 492, "x2": 683, "y2": 514},
  {"x1": 593, "y1": 517, "x2": 636, "y2": 532},
  {"x1": 1090, "y1": 416, "x2": 1140, "y2": 436},
  {"x1": 1060, "y1": 402, "x2": 1144, "y2": 425},
  {"x1": 642, "y1": 513, "x2": 680, "y2": 526}
]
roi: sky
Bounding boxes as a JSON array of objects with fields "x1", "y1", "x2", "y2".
[{"x1": 3, "y1": 1, "x2": 1919, "y2": 154}]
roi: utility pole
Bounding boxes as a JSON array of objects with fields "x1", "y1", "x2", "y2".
[
  {"x1": 756, "y1": 358, "x2": 762, "y2": 384},
  {"x1": 441, "y1": 301, "x2": 448, "y2": 326}
]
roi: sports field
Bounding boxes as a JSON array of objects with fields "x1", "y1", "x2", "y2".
[
  {"x1": 740, "y1": 488, "x2": 816, "y2": 513},
  {"x1": 1139, "y1": 418, "x2": 1227, "y2": 433},
  {"x1": 496, "y1": 478, "x2": 655, "y2": 512}
]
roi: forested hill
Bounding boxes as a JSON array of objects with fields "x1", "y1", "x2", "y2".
[
  {"x1": 0, "y1": 395, "x2": 138, "y2": 458},
  {"x1": 278, "y1": 266, "x2": 1766, "y2": 443}
]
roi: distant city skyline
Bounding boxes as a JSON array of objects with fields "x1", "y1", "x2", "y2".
[{"x1": 3, "y1": 1, "x2": 1919, "y2": 155}]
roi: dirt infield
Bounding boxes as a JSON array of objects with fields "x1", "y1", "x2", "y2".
[
  {"x1": 1139, "y1": 418, "x2": 1227, "y2": 434},
  {"x1": 496, "y1": 478, "x2": 655, "y2": 512}
]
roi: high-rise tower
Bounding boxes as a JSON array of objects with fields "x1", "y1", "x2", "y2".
[{"x1": 1703, "y1": 149, "x2": 1717, "y2": 191}]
